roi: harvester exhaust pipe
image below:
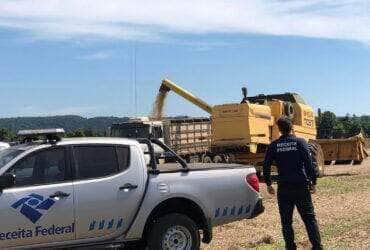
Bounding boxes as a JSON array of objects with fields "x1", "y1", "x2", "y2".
[{"x1": 241, "y1": 87, "x2": 248, "y2": 103}]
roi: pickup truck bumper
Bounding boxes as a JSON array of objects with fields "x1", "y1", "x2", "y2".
[{"x1": 249, "y1": 198, "x2": 264, "y2": 218}]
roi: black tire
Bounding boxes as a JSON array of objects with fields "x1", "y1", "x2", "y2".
[
  {"x1": 335, "y1": 160, "x2": 352, "y2": 165},
  {"x1": 308, "y1": 142, "x2": 325, "y2": 177},
  {"x1": 227, "y1": 153, "x2": 236, "y2": 163},
  {"x1": 202, "y1": 155, "x2": 212, "y2": 163},
  {"x1": 213, "y1": 155, "x2": 223, "y2": 163},
  {"x1": 146, "y1": 213, "x2": 200, "y2": 250},
  {"x1": 284, "y1": 102, "x2": 295, "y2": 119},
  {"x1": 189, "y1": 155, "x2": 200, "y2": 163}
]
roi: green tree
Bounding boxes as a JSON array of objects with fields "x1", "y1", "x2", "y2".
[
  {"x1": 339, "y1": 115, "x2": 362, "y2": 137},
  {"x1": 317, "y1": 111, "x2": 337, "y2": 139},
  {"x1": 332, "y1": 122, "x2": 345, "y2": 138},
  {"x1": 65, "y1": 128, "x2": 100, "y2": 138},
  {"x1": 0, "y1": 128, "x2": 15, "y2": 141},
  {"x1": 82, "y1": 128, "x2": 94, "y2": 137},
  {"x1": 66, "y1": 129, "x2": 85, "y2": 138}
]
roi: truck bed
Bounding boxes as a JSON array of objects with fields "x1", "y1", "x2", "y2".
[{"x1": 157, "y1": 163, "x2": 254, "y2": 173}]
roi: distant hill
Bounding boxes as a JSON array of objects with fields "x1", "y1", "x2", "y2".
[{"x1": 0, "y1": 115, "x2": 129, "y2": 133}]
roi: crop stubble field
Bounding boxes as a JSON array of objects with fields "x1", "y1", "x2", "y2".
[{"x1": 203, "y1": 152, "x2": 370, "y2": 249}]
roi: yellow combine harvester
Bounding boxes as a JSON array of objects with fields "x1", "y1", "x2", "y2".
[{"x1": 158, "y1": 79, "x2": 367, "y2": 176}]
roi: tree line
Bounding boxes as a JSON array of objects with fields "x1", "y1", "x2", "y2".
[
  {"x1": 0, "y1": 112, "x2": 368, "y2": 142},
  {"x1": 316, "y1": 110, "x2": 369, "y2": 139},
  {"x1": 0, "y1": 115, "x2": 129, "y2": 142},
  {"x1": 0, "y1": 127, "x2": 106, "y2": 142}
]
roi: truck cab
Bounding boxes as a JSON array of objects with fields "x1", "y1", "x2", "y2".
[
  {"x1": 246, "y1": 93, "x2": 317, "y2": 142},
  {"x1": 0, "y1": 130, "x2": 146, "y2": 249},
  {"x1": 110, "y1": 117, "x2": 164, "y2": 140}
]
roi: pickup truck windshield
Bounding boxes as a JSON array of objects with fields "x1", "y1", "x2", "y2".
[{"x1": 0, "y1": 149, "x2": 24, "y2": 170}]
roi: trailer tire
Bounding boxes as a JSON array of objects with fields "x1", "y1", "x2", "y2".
[
  {"x1": 189, "y1": 155, "x2": 200, "y2": 163},
  {"x1": 202, "y1": 155, "x2": 212, "y2": 163},
  {"x1": 146, "y1": 213, "x2": 200, "y2": 250},
  {"x1": 213, "y1": 155, "x2": 223, "y2": 163},
  {"x1": 227, "y1": 154, "x2": 236, "y2": 163},
  {"x1": 309, "y1": 142, "x2": 325, "y2": 178}
]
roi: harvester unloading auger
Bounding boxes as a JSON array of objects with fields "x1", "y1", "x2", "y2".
[
  {"x1": 160, "y1": 79, "x2": 213, "y2": 114},
  {"x1": 158, "y1": 78, "x2": 368, "y2": 176}
]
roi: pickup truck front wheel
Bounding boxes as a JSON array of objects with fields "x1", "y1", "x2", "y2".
[{"x1": 146, "y1": 213, "x2": 200, "y2": 250}]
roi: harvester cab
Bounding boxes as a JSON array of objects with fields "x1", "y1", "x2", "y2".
[{"x1": 245, "y1": 92, "x2": 317, "y2": 143}]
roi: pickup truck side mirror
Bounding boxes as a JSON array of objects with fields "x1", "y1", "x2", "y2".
[{"x1": 0, "y1": 173, "x2": 15, "y2": 190}]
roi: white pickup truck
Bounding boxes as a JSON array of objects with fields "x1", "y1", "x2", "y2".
[{"x1": 0, "y1": 129, "x2": 264, "y2": 249}]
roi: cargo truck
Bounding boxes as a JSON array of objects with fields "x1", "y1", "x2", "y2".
[{"x1": 110, "y1": 117, "x2": 212, "y2": 163}]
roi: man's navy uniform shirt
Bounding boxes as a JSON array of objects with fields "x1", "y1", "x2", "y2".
[{"x1": 263, "y1": 134, "x2": 316, "y2": 186}]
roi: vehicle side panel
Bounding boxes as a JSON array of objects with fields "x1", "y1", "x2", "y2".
[
  {"x1": 73, "y1": 145, "x2": 147, "y2": 240},
  {"x1": 125, "y1": 167, "x2": 259, "y2": 240}
]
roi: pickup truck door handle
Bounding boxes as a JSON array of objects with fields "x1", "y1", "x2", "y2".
[
  {"x1": 49, "y1": 191, "x2": 70, "y2": 199},
  {"x1": 119, "y1": 183, "x2": 138, "y2": 191}
]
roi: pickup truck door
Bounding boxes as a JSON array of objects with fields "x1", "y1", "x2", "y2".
[
  {"x1": 0, "y1": 147, "x2": 75, "y2": 249},
  {"x1": 72, "y1": 145, "x2": 146, "y2": 240}
]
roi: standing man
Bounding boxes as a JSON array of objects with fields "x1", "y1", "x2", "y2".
[{"x1": 263, "y1": 117, "x2": 323, "y2": 250}]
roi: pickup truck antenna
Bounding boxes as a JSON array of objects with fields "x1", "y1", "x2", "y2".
[{"x1": 134, "y1": 42, "x2": 138, "y2": 116}]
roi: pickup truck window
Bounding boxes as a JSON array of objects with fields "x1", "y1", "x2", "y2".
[
  {"x1": 7, "y1": 148, "x2": 66, "y2": 187},
  {"x1": 74, "y1": 145, "x2": 125, "y2": 180},
  {"x1": 117, "y1": 146, "x2": 130, "y2": 171},
  {"x1": 0, "y1": 148, "x2": 24, "y2": 170}
]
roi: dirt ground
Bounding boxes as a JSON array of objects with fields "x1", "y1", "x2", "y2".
[{"x1": 203, "y1": 156, "x2": 370, "y2": 250}]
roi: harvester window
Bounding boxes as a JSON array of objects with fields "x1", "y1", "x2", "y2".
[{"x1": 293, "y1": 94, "x2": 306, "y2": 104}]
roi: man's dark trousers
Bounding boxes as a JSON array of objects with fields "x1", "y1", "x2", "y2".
[{"x1": 277, "y1": 183, "x2": 323, "y2": 250}]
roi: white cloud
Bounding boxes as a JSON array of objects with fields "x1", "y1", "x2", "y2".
[
  {"x1": 77, "y1": 50, "x2": 114, "y2": 60},
  {"x1": 0, "y1": 0, "x2": 369, "y2": 44}
]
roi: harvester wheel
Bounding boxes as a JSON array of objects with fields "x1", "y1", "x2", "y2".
[{"x1": 309, "y1": 142, "x2": 325, "y2": 178}]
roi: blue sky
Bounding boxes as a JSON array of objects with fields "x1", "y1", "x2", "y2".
[{"x1": 0, "y1": 0, "x2": 369, "y2": 118}]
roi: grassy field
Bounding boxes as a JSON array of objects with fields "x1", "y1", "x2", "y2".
[{"x1": 203, "y1": 156, "x2": 370, "y2": 249}]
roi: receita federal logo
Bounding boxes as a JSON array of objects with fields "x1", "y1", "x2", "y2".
[{"x1": 11, "y1": 194, "x2": 55, "y2": 223}]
